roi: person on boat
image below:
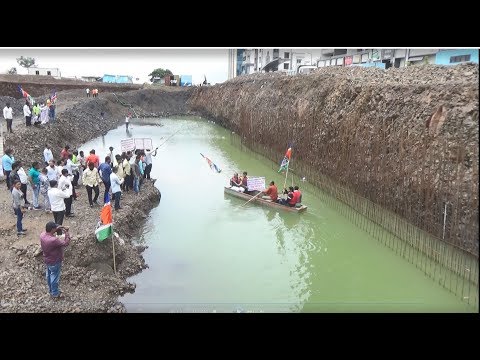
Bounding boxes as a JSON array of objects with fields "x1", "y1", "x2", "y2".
[
  {"x1": 240, "y1": 171, "x2": 249, "y2": 193},
  {"x1": 261, "y1": 181, "x2": 278, "y2": 202},
  {"x1": 280, "y1": 186, "x2": 296, "y2": 206},
  {"x1": 230, "y1": 172, "x2": 244, "y2": 192},
  {"x1": 294, "y1": 185, "x2": 302, "y2": 207}
]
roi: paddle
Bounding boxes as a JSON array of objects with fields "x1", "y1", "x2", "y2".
[{"x1": 241, "y1": 191, "x2": 263, "y2": 207}]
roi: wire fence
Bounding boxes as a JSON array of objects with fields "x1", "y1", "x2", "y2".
[{"x1": 230, "y1": 132, "x2": 479, "y2": 310}]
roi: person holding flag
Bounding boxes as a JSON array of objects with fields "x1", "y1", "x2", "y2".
[
  {"x1": 49, "y1": 93, "x2": 56, "y2": 122},
  {"x1": 18, "y1": 85, "x2": 35, "y2": 106}
]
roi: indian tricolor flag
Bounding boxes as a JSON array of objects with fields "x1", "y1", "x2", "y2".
[
  {"x1": 278, "y1": 146, "x2": 292, "y2": 173},
  {"x1": 95, "y1": 193, "x2": 113, "y2": 242}
]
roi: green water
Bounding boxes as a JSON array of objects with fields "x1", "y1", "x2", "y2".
[{"x1": 82, "y1": 117, "x2": 476, "y2": 313}]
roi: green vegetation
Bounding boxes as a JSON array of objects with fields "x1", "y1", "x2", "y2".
[
  {"x1": 16, "y1": 56, "x2": 36, "y2": 69},
  {"x1": 148, "y1": 68, "x2": 173, "y2": 82}
]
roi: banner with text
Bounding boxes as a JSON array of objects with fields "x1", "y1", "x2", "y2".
[
  {"x1": 247, "y1": 177, "x2": 265, "y2": 191},
  {"x1": 120, "y1": 138, "x2": 153, "y2": 152}
]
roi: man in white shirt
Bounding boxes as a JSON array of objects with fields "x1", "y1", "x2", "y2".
[
  {"x1": 107, "y1": 147, "x2": 115, "y2": 165},
  {"x1": 44, "y1": 145, "x2": 54, "y2": 165},
  {"x1": 58, "y1": 169, "x2": 74, "y2": 217},
  {"x1": 65, "y1": 154, "x2": 78, "y2": 200},
  {"x1": 47, "y1": 180, "x2": 71, "y2": 229},
  {"x1": 17, "y1": 162, "x2": 31, "y2": 205},
  {"x1": 143, "y1": 147, "x2": 158, "y2": 180},
  {"x1": 110, "y1": 166, "x2": 124, "y2": 210},
  {"x1": 23, "y1": 100, "x2": 32, "y2": 126},
  {"x1": 3, "y1": 102, "x2": 14, "y2": 133},
  {"x1": 46, "y1": 160, "x2": 58, "y2": 181}
]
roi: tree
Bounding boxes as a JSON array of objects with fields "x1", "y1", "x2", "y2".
[
  {"x1": 7, "y1": 67, "x2": 17, "y2": 74},
  {"x1": 16, "y1": 56, "x2": 36, "y2": 69},
  {"x1": 148, "y1": 68, "x2": 173, "y2": 82}
]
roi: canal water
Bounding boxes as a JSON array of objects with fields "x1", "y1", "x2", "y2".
[{"x1": 81, "y1": 116, "x2": 476, "y2": 313}]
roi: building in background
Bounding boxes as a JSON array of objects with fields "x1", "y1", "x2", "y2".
[
  {"x1": 81, "y1": 75, "x2": 101, "y2": 82},
  {"x1": 27, "y1": 67, "x2": 61, "y2": 77},
  {"x1": 435, "y1": 49, "x2": 479, "y2": 65},
  {"x1": 180, "y1": 75, "x2": 192, "y2": 86},
  {"x1": 102, "y1": 74, "x2": 133, "y2": 83},
  {"x1": 239, "y1": 49, "x2": 324, "y2": 75},
  {"x1": 234, "y1": 49, "x2": 478, "y2": 76}
]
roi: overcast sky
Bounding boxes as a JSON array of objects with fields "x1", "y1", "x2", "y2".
[{"x1": 0, "y1": 48, "x2": 229, "y2": 84}]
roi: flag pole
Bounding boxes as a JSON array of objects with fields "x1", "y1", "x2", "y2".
[
  {"x1": 111, "y1": 207, "x2": 116, "y2": 275},
  {"x1": 283, "y1": 164, "x2": 289, "y2": 191}
]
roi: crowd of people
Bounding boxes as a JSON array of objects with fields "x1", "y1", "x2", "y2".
[
  {"x1": 2, "y1": 143, "x2": 158, "y2": 236},
  {"x1": 86, "y1": 88, "x2": 99, "y2": 98},
  {"x1": 2, "y1": 141, "x2": 159, "y2": 299},
  {"x1": 3, "y1": 97, "x2": 56, "y2": 133}
]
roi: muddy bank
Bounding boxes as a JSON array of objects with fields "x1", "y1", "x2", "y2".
[
  {"x1": 0, "y1": 87, "x2": 192, "y2": 312},
  {"x1": 0, "y1": 74, "x2": 141, "y2": 98},
  {"x1": 2, "y1": 87, "x2": 195, "y2": 166},
  {"x1": 0, "y1": 181, "x2": 160, "y2": 312},
  {"x1": 189, "y1": 64, "x2": 479, "y2": 253}
]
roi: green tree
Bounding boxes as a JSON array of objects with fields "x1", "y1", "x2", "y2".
[
  {"x1": 7, "y1": 67, "x2": 17, "y2": 74},
  {"x1": 148, "y1": 68, "x2": 173, "y2": 82},
  {"x1": 16, "y1": 56, "x2": 36, "y2": 68}
]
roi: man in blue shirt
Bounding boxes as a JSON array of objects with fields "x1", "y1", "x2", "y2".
[
  {"x1": 98, "y1": 156, "x2": 112, "y2": 203},
  {"x1": 2, "y1": 148, "x2": 15, "y2": 190}
]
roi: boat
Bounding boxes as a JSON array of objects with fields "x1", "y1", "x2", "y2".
[{"x1": 224, "y1": 186, "x2": 307, "y2": 213}]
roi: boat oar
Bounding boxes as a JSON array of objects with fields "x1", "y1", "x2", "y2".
[{"x1": 241, "y1": 191, "x2": 263, "y2": 207}]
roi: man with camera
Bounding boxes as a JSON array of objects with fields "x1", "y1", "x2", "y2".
[{"x1": 40, "y1": 221, "x2": 71, "y2": 299}]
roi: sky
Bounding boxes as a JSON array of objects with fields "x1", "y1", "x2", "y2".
[{"x1": 0, "y1": 48, "x2": 229, "y2": 84}]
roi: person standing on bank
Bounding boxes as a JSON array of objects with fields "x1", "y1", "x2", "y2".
[
  {"x1": 110, "y1": 166, "x2": 124, "y2": 210},
  {"x1": 2, "y1": 148, "x2": 15, "y2": 190},
  {"x1": 47, "y1": 180, "x2": 71, "y2": 228},
  {"x1": 3, "y1": 102, "x2": 14, "y2": 133},
  {"x1": 40, "y1": 221, "x2": 71, "y2": 299},
  {"x1": 12, "y1": 180, "x2": 27, "y2": 236},
  {"x1": 143, "y1": 147, "x2": 158, "y2": 180},
  {"x1": 23, "y1": 100, "x2": 32, "y2": 126}
]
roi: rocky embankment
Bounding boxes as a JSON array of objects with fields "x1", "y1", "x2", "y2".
[
  {"x1": 189, "y1": 64, "x2": 479, "y2": 252},
  {"x1": 0, "y1": 86, "x2": 194, "y2": 312}
]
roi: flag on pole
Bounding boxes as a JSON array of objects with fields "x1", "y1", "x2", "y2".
[
  {"x1": 18, "y1": 85, "x2": 35, "y2": 105},
  {"x1": 278, "y1": 146, "x2": 292, "y2": 173},
  {"x1": 200, "y1": 153, "x2": 221, "y2": 173},
  {"x1": 51, "y1": 89, "x2": 57, "y2": 103},
  {"x1": 95, "y1": 193, "x2": 112, "y2": 242}
]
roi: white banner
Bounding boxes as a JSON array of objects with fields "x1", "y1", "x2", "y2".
[
  {"x1": 247, "y1": 177, "x2": 265, "y2": 191},
  {"x1": 120, "y1": 138, "x2": 153, "y2": 152},
  {"x1": 120, "y1": 138, "x2": 135, "y2": 152},
  {"x1": 134, "y1": 138, "x2": 153, "y2": 150}
]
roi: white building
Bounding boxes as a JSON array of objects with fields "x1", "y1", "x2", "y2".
[
  {"x1": 27, "y1": 67, "x2": 61, "y2": 77},
  {"x1": 240, "y1": 49, "x2": 325, "y2": 75}
]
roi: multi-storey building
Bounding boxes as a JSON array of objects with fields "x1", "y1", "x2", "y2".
[{"x1": 228, "y1": 49, "x2": 478, "y2": 79}]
